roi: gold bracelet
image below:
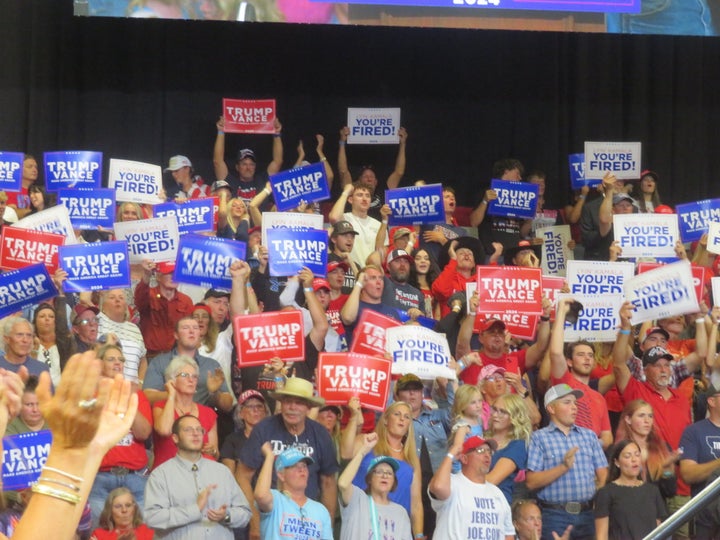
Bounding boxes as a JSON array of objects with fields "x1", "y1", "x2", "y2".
[
  {"x1": 31, "y1": 483, "x2": 82, "y2": 505},
  {"x1": 37, "y1": 476, "x2": 81, "y2": 492}
]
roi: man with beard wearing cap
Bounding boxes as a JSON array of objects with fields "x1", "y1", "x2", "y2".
[
  {"x1": 526, "y1": 384, "x2": 608, "y2": 540},
  {"x1": 381, "y1": 248, "x2": 423, "y2": 316},
  {"x1": 429, "y1": 429, "x2": 513, "y2": 540},
  {"x1": 621, "y1": 320, "x2": 708, "y2": 390}
]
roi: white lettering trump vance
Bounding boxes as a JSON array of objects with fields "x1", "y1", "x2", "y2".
[
  {"x1": 4, "y1": 238, "x2": 57, "y2": 264},
  {"x1": 238, "y1": 323, "x2": 301, "y2": 350},
  {"x1": 389, "y1": 194, "x2": 440, "y2": 217},
  {"x1": 62, "y1": 252, "x2": 126, "y2": 278},
  {"x1": 495, "y1": 188, "x2": 536, "y2": 208},
  {"x1": 276, "y1": 171, "x2": 323, "y2": 200},
  {"x1": 2, "y1": 442, "x2": 51, "y2": 473},
  {"x1": 156, "y1": 206, "x2": 210, "y2": 226},
  {"x1": 180, "y1": 247, "x2": 234, "y2": 277},
  {"x1": 64, "y1": 197, "x2": 113, "y2": 218},
  {"x1": 0, "y1": 275, "x2": 49, "y2": 305},
  {"x1": 0, "y1": 161, "x2": 20, "y2": 180},
  {"x1": 46, "y1": 160, "x2": 99, "y2": 180},
  {"x1": 680, "y1": 207, "x2": 720, "y2": 231},
  {"x1": 477, "y1": 278, "x2": 541, "y2": 301},
  {"x1": 270, "y1": 239, "x2": 325, "y2": 263},
  {"x1": 321, "y1": 365, "x2": 387, "y2": 394},
  {"x1": 226, "y1": 106, "x2": 272, "y2": 123}
]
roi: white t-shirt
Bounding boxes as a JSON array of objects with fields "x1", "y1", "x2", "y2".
[
  {"x1": 343, "y1": 212, "x2": 384, "y2": 267},
  {"x1": 430, "y1": 472, "x2": 514, "y2": 540}
]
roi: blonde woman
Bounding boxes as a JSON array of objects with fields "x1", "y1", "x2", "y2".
[{"x1": 484, "y1": 393, "x2": 531, "y2": 504}]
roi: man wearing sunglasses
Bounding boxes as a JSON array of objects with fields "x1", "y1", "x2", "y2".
[{"x1": 429, "y1": 431, "x2": 514, "y2": 540}]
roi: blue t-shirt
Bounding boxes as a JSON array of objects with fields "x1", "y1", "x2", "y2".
[
  {"x1": 239, "y1": 415, "x2": 339, "y2": 501},
  {"x1": 0, "y1": 356, "x2": 49, "y2": 378},
  {"x1": 490, "y1": 439, "x2": 528, "y2": 503},
  {"x1": 260, "y1": 489, "x2": 333, "y2": 540}
]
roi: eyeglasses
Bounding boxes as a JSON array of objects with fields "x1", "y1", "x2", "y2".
[
  {"x1": 491, "y1": 406, "x2": 510, "y2": 417},
  {"x1": 77, "y1": 318, "x2": 98, "y2": 326},
  {"x1": 485, "y1": 374, "x2": 505, "y2": 382},
  {"x1": 372, "y1": 469, "x2": 394, "y2": 478},
  {"x1": 472, "y1": 447, "x2": 494, "y2": 455},
  {"x1": 242, "y1": 404, "x2": 265, "y2": 411},
  {"x1": 180, "y1": 427, "x2": 206, "y2": 435},
  {"x1": 176, "y1": 372, "x2": 199, "y2": 380}
]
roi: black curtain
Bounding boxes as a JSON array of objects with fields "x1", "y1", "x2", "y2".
[{"x1": 2, "y1": 0, "x2": 719, "y2": 210}]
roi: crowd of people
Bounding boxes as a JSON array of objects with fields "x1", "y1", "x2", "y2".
[{"x1": 1, "y1": 119, "x2": 720, "y2": 540}]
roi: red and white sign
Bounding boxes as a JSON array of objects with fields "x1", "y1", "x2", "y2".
[
  {"x1": 637, "y1": 262, "x2": 705, "y2": 304},
  {"x1": 0, "y1": 228, "x2": 65, "y2": 273},
  {"x1": 476, "y1": 266, "x2": 543, "y2": 315},
  {"x1": 317, "y1": 353, "x2": 391, "y2": 412},
  {"x1": 473, "y1": 311, "x2": 539, "y2": 342},
  {"x1": 233, "y1": 310, "x2": 305, "y2": 367},
  {"x1": 349, "y1": 310, "x2": 402, "y2": 358},
  {"x1": 542, "y1": 275, "x2": 566, "y2": 320},
  {"x1": 223, "y1": 98, "x2": 276, "y2": 134}
]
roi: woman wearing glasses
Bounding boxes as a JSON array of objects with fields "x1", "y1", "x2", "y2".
[
  {"x1": 338, "y1": 432, "x2": 412, "y2": 540},
  {"x1": 484, "y1": 393, "x2": 531, "y2": 504},
  {"x1": 152, "y1": 355, "x2": 218, "y2": 469},
  {"x1": 341, "y1": 400, "x2": 423, "y2": 538},
  {"x1": 90, "y1": 487, "x2": 154, "y2": 540}
]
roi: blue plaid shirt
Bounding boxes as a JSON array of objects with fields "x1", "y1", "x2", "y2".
[{"x1": 527, "y1": 421, "x2": 607, "y2": 504}]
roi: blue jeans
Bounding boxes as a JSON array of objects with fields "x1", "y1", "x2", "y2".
[
  {"x1": 88, "y1": 470, "x2": 147, "y2": 528},
  {"x1": 606, "y1": 0, "x2": 716, "y2": 36},
  {"x1": 541, "y1": 508, "x2": 595, "y2": 540}
]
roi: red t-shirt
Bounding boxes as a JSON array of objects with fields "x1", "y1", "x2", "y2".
[
  {"x1": 100, "y1": 391, "x2": 153, "y2": 471},
  {"x1": 552, "y1": 372, "x2": 610, "y2": 437},
  {"x1": 90, "y1": 524, "x2": 154, "y2": 540},
  {"x1": 151, "y1": 401, "x2": 217, "y2": 469},
  {"x1": 620, "y1": 377, "x2": 691, "y2": 496}
]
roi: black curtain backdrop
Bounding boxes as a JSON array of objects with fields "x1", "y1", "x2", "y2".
[{"x1": 1, "y1": 0, "x2": 719, "y2": 210}]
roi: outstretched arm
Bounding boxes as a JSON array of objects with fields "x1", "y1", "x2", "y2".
[
  {"x1": 267, "y1": 118, "x2": 283, "y2": 175},
  {"x1": 213, "y1": 116, "x2": 230, "y2": 181},
  {"x1": 386, "y1": 127, "x2": 407, "y2": 189}
]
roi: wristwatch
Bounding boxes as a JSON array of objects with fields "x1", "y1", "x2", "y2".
[{"x1": 223, "y1": 512, "x2": 231, "y2": 525}]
